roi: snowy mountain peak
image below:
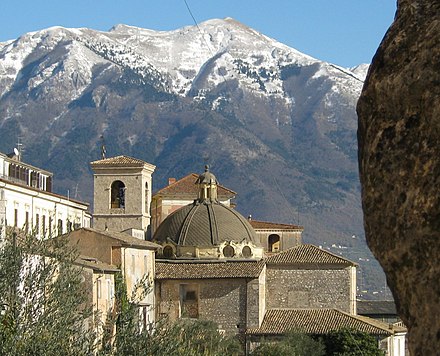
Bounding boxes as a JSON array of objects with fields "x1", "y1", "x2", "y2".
[
  {"x1": 0, "y1": 18, "x2": 369, "y2": 272},
  {"x1": 0, "y1": 19, "x2": 365, "y2": 101}
]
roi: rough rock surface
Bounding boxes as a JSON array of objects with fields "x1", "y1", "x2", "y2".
[{"x1": 357, "y1": 1, "x2": 440, "y2": 354}]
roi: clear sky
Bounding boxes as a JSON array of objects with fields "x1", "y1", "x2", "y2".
[{"x1": 0, "y1": 0, "x2": 396, "y2": 68}]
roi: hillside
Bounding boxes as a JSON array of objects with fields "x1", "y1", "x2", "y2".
[{"x1": 0, "y1": 18, "x2": 387, "y2": 297}]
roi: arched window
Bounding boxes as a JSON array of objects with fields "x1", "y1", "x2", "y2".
[
  {"x1": 163, "y1": 245, "x2": 174, "y2": 258},
  {"x1": 268, "y1": 234, "x2": 281, "y2": 252},
  {"x1": 111, "y1": 181, "x2": 126, "y2": 209},
  {"x1": 242, "y1": 246, "x2": 253, "y2": 258},
  {"x1": 223, "y1": 245, "x2": 235, "y2": 258}
]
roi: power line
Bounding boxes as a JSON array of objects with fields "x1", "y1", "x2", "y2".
[{"x1": 182, "y1": 0, "x2": 229, "y2": 87}]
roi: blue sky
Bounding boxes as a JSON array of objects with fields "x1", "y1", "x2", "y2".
[{"x1": 0, "y1": 0, "x2": 396, "y2": 67}]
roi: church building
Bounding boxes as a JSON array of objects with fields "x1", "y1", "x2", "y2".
[{"x1": 61, "y1": 154, "x2": 406, "y2": 355}]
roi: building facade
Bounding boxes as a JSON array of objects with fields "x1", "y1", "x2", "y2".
[
  {"x1": 248, "y1": 219, "x2": 303, "y2": 252},
  {"x1": 0, "y1": 151, "x2": 91, "y2": 238},
  {"x1": 66, "y1": 228, "x2": 160, "y2": 327}
]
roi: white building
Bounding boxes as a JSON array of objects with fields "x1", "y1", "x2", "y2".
[{"x1": 0, "y1": 151, "x2": 91, "y2": 237}]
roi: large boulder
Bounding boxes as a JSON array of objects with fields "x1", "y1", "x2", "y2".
[{"x1": 357, "y1": 1, "x2": 440, "y2": 354}]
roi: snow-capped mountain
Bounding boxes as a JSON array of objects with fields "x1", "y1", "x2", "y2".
[{"x1": 0, "y1": 19, "x2": 378, "y2": 286}]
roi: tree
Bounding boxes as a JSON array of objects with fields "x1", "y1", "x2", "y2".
[
  {"x1": 0, "y1": 228, "x2": 97, "y2": 356},
  {"x1": 252, "y1": 332, "x2": 325, "y2": 356},
  {"x1": 101, "y1": 270, "x2": 242, "y2": 356},
  {"x1": 323, "y1": 328, "x2": 385, "y2": 356}
]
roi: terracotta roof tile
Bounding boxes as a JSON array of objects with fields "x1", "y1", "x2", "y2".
[
  {"x1": 154, "y1": 173, "x2": 236, "y2": 198},
  {"x1": 247, "y1": 309, "x2": 407, "y2": 336},
  {"x1": 155, "y1": 260, "x2": 264, "y2": 279},
  {"x1": 90, "y1": 155, "x2": 154, "y2": 168},
  {"x1": 265, "y1": 244, "x2": 356, "y2": 266},
  {"x1": 249, "y1": 219, "x2": 303, "y2": 230}
]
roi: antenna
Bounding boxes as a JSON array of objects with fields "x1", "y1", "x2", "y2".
[
  {"x1": 14, "y1": 137, "x2": 24, "y2": 161},
  {"x1": 100, "y1": 135, "x2": 107, "y2": 159},
  {"x1": 73, "y1": 183, "x2": 80, "y2": 200}
]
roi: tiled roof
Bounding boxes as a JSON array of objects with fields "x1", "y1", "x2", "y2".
[
  {"x1": 155, "y1": 260, "x2": 264, "y2": 279},
  {"x1": 247, "y1": 309, "x2": 407, "y2": 336},
  {"x1": 68, "y1": 228, "x2": 160, "y2": 250},
  {"x1": 90, "y1": 155, "x2": 154, "y2": 167},
  {"x1": 264, "y1": 244, "x2": 356, "y2": 266},
  {"x1": 154, "y1": 173, "x2": 236, "y2": 198},
  {"x1": 249, "y1": 219, "x2": 303, "y2": 230}
]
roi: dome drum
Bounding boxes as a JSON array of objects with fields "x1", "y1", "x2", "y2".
[{"x1": 156, "y1": 240, "x2": 263, "y2": 260}]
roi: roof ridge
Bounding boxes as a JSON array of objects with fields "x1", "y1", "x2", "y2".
[
  {"x1": 248, "y1": 308, "x2": 404, "y2": 336},
  {"x1": 154, "y1": 173, "x2": 236, "y2": 196},
  {"x1": 264, "y1": 244, "x2": 356, "y2": 266},
  {"x1": 90, "y1": 155, "x2": 154, "y2": 167}
]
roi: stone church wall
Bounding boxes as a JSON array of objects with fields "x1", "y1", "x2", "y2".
[
  {"x1": 156, "y1": 278, "x2": 259, "y2": 335},
  {"x1": 265, "y1": 266, "x2": 352, "y2": 312}
]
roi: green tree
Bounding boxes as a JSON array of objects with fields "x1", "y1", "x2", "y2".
[
  {"x1": 323, "y1": 328, "x2": 385, "y2": 356},
  {"x1": 101, "y1": 270, "x2": 242, "y2": 356},
  {"x1": 0, "y1": 229, "x2": 96, "y2": 356},
  {"x1": 252, "y1": 332, "x2": 325, "y2": 356}
]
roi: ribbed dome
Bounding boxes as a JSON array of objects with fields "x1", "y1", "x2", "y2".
[{"x1": 153, "y1": 200, "x2": 258, "y2": 247}]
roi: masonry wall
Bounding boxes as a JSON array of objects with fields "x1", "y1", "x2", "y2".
[
  {"x1": 156, "y1": 278, "x2": 259, "y2": 335},
  {"x1": 92, "y1": 166, "x2": 153, "y2": 232},
  {"x1": 265, "y1": 265, "x2": 352, "y2": 312}
]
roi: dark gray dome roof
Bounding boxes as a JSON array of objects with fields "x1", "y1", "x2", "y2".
[{"x1": 153, "y1": 200, "x2": 258, "y2": 246}]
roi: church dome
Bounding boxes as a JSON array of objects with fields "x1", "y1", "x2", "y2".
[{"x1": 153, "y1": 200, "x2": 258, "y2": 247}]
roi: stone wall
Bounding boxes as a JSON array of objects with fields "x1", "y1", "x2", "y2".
[
  {"x1": 265, "y1": 266, "x2": 352, "y2": 312},
  {"x1": 92, "y1": 166, "x2": 153, "y2": 232},
  {"x1": 156, "y1": 277, "x2": 260, "y2": 335}
]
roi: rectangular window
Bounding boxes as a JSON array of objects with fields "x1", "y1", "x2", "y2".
[
  {"x1": 42, "y1": 215, "x2": 46, "y2": 236},
  {"x1": 25, "y1": 211, "x2": 29, "y2": 232},
  {"x1": 14, "y1": 209, "x2": 18, "y2": 227},
  {"x1": 48, "y1": 217, "x2": 52, "y2": 236},
  {"x1": 107, "y1": 279, "x2": 113, "y2": 300},
  {"x1": 131, "y1": 255, "x2": 136, "y2": 274},
  {"x1": 97, "y1": 279, "x2": 102, "y2": 299},
  {"x1": 179, "y1": 284, "x2": 199, "y2": 318},
  {"x1": 35, "y1": 214, "x2": 39, "y2": 234},
  {"x1": 57, "y1": 219, "x2": 63, "y2": 235},
  {"x1": 144, "y1": 254, "x2": 148, "y2": 273}
]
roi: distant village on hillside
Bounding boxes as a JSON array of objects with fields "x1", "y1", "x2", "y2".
[{"x1": 0, "y1": 148, "x2": 406, "y2": 355}]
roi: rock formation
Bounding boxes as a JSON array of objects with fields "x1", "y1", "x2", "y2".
[{"x1": 357, "y1": 1, "x2": 440, "y2": 354}]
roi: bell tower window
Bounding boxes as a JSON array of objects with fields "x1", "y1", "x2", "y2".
[{"x1": 111, "y1": 181, "x2": 126, "y2": 209}]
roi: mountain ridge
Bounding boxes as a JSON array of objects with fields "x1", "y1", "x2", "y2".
[{"x1": 0, "y1": 19, "x2": 387, "y2": 297}]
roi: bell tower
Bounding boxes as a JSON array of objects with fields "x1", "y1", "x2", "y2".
[{"x1": 90, "y1": 155, "x2": 155, "y2": 236}]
